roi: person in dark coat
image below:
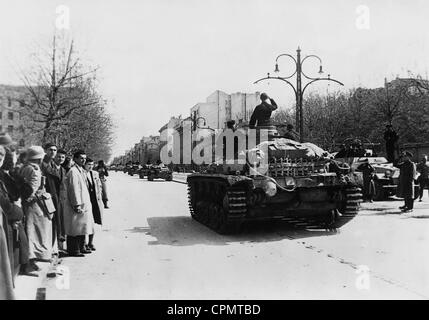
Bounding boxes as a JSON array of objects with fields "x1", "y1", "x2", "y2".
[
  {"x1": 384, "y1": 124, "x2": 399, "y2": 163},
  {"x1": 249, "y1": 93, "x2": 278, "y2": 128},
  {"x1": 397, "y1": 151, "x2": 416, "y2": 212},
  {"x1": 84, "y1": 158, "x2": 103, "y2": 251},
  {"x1": 40, "y1": 143, "x2": 62, "y2": 255},
  {"x1": 357, "y1": 159, "x2": 376, "y2": 202},
  {"x1": 0, "y1": 146, "x2": 32, "y2": 277},
  {"x1": 416, "y1": 155, "x2": 429, "y2": 202}
]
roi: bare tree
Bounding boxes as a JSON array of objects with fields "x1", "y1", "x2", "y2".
[{"x1": 19, "y1": 35, "x2": 100, "y2": 144}]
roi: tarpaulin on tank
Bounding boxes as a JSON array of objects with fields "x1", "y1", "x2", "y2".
[{"x1": 257, "y1": 138, "x2": 328, "y2": 159}]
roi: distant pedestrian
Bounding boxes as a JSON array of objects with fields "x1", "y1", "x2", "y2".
[
  {"x1": 19, "y1": 146, "x2": 53, "y2": 269},
  {"x1": 384, "y1": 124, "x2": 399, "y2": 163},
  {"x1": 416, "y1": 155, "x2": 429, "y2": 202},
  {"x1": 397, "y1": 151, "x2": 416, "y2": 213},
  {"x1": 61, "y1": 150, "x2": 94, "y2": 257},
  {"x1": 84, "y1": 158, "x2": 103, "y2": 251},
  {"x1": 95, "y1": 160, "x2": 109, "y2": 209},
  {"x1": 357, "y1": 159, "x2": 376, "y2": 202}
]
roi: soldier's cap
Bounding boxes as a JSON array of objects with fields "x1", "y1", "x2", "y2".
[
  {"x1": 260, "y1": 92, "x2": 268, "y2": 100},
  {"x1": 0, "y1": 132, "x2": 13, "y2": 146},
  {"x1": 403, "y1": 151, "x2": 413, "y2": 157},
  {"x1": 57, "y1": 149, "x2": 67, "y2": 155}
]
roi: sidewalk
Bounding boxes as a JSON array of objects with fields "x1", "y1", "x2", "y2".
[{"x1": 13, "y1": 258, "x2": 61, "y2": 300}]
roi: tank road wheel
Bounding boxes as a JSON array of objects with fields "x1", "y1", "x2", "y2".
[{"x1": 332, "y1": 186, "x2": 362, "y2": 228}]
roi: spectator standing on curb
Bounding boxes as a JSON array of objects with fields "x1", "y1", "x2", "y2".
[
  {"x1": 19, "y1": 146, "x2": 53, "y2": 270},
  {"x1": 84, "y1": 158, "x2": 103, "y2": 251},
  {"x1": 61, "y1": 150, "x2": 94, "y2": 257},
  {"x1": 95, "y1": 160, "x2": 109, "y2": 209},
  {"x1": 0, "y1": 145, "x2": 15, "y2": 300}
]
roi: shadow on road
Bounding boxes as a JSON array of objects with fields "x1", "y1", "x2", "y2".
[{"x1": 125, "y1": 216, "x2": 338, "y2": 247}]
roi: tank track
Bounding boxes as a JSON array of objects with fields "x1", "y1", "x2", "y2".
[
  {"x1": 280, "y1": 185, "x2": 362, "y2": 231},
  {"x1": 187, "y1": 179, "x2": 246, "y2": 234},
  {"x1": 188, "y1": 179, "x2": 362, "y2": 233}
]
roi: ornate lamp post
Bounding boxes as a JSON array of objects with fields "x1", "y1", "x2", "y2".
[{"x1": 254, "y1": 46, "x2": 344, "y2": 142}]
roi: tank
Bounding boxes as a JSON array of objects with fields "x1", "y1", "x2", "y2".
[{"x1": 186, "y1": 127, "x2": 362, "y2": 234}]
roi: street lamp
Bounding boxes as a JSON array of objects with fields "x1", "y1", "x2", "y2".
[{"x1": 254, "y1": 46, "x2": 344, "y2": 142}]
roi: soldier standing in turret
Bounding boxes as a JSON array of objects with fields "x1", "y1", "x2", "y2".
[{"x1": 249, "y1": 93, "x2": 278, "y2": 128}]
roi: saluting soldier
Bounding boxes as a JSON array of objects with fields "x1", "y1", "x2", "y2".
[{"x1": 249, "y1": 93, "x2": 278, "y2": 128}]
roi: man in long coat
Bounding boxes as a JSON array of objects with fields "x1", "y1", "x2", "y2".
[
  {"x1": 41, "y1": 144, "x2": 67, "y2": 256},
  {"x1": 84, "y1": 158, "x2": 103, "y2": 251},
  {"x1": 397, "y1": 151, "x2": 416, "y2": 213},
  {"x1": 19, "y1": 146, "x2": 53, "y2": 266},
  {"x1": 61, "y1": 150, "x2": 94, "y2": 257}
]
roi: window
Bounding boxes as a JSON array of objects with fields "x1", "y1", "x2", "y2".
[
  {"x1": 19, "y1": 125, "x2": 25, "y2": 133},
  {"x1": 7, "y1": 97, "x2": 11, "y2": 107},
  {"x1": 0, "y1": 112, "x2": 2, "y2": 119},
  {"x1": 19, "y1": 101, "x2": 24, "y2": 108},
  {"x1": 0, "y1": 126, "x2": 2, "y2": 132},
  {"x1": 8, "y1": 112, "x2": 13, "y2": 120},
  {"x1": 19, "y1": 139, "x2": 25, "y2": 147},
  {"x1": 7, "y1": 125, "x2": 13, "y2": 133}
]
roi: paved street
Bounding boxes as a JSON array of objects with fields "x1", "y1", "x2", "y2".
[{"x1": 44, "y1": 171, "x2": 429, "y2": 300}]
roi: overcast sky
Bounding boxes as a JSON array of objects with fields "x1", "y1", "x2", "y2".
[{"x1": 1, "y1": 0, "x2": 429, "y2": 157}]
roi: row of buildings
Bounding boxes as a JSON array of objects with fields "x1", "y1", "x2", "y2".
[
  {"x1": 0, "y1": 84, "x2": 38, "y2": 148},
  {"x1": 112, "y1": 90, "x2": 262, "y2": 165}
]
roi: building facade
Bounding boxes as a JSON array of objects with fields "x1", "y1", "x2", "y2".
[{"x1": 0, "y1": 84, "x2": 38, "y2": 149}]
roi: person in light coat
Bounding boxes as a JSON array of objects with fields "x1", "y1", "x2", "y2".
[
  {"x1": 61, "y1": 150, "x2": 94, "y2": 257},
  {"x1": 19, "y1": 146, "x2": 53, "y2": 268}
]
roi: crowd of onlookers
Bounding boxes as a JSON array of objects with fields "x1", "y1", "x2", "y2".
[{"x1": 0, "y1": 133, "x2": 109, "y2": 299}]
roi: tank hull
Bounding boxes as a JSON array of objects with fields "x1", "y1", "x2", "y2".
[{"x1": 187, "y1": 174, "x2": 362, "y2": 234}]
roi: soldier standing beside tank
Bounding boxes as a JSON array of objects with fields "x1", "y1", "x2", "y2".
[
  {"x1": 384, "y1": 124, "x2": 399, "y2": 163},
  {"x1": 397, "y1": 151, "x2": 416, "y2": 213},
  {"x1": 249, "y1": 93, "x2": 278, "y2": 128},
  {"x1": 357, "y1": 159, "x2": 375, "y2": 202}
]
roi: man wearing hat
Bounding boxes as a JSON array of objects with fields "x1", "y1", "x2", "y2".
[
  {"x1": 397, "y1": 151, "x2": 416, "y2": 212},
  {"x1": 19, "y1": 146, "x2": 53, "y2": 269},
  {"x1": 249, "y1": 93, "x2": 278, "y2": 128},
  {"x1": 61, "y1": 150, "x2": 94, "y2": 256}
]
